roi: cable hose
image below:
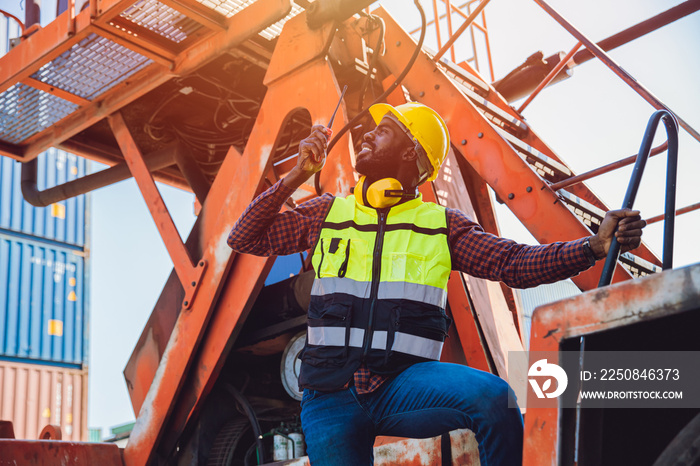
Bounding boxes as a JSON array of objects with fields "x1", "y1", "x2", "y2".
[
  {"x1": 314, "y1": 0, "x2": 427, "y2": 196},
  {"x1": 225, "y1": 383, "x2": 266, "y2": 464},
  {"x1": 357, "y1": 15, "x2": 386, "y2": 111}
]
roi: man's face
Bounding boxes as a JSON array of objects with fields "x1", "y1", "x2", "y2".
[{"x1": 355, "y1": 115, "x2": 410, "y2": 179}]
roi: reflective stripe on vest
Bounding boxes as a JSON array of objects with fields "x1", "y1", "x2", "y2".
[
  {"x1": 307, "y1": 327, "x2": 444, "y2": 360},
  {"x1": 310, "y1": 277, "x2": 447, "y2": 309}
]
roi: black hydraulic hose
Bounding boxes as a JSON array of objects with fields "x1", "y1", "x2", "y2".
[
  {"x1": 598, "y1": 110, "x2": 679, "y2": 287},
  {"x1": 225, "y1": 383, "x2": 266, "y2": 464},
  {"x1": 357, "y1": 15, "x2": 385, "y2": 111},
  {"x1": 314, "y1": 0, "x2": 427, "y2": 196}
]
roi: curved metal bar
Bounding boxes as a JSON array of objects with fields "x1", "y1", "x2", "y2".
[{"x1": 598, "y1": 110, "x2": 679, "y2": 287}]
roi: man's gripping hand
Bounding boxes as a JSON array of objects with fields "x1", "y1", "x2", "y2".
[
  {"x1": 283, "y1": 125, "x2": 332, "y2": 189},
  {"x1": 589, "y1": 209, "x2": 647, "y2": 260}
]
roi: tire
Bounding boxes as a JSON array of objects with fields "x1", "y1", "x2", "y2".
[
  {"x1": 207, "y1": 418, "x2": 252, "y2": 466},
  {"x1": 653, "y1": 412, "x2": 700, "y2": 466}
]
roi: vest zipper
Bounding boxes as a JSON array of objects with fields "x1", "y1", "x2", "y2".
[{"x1": 363, "y1": 210, "x2": 387, "y2": 357}]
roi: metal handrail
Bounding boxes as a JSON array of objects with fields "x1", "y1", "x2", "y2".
[{"x1": 598, "y1": 110, "x2": 679, "y2": 287}]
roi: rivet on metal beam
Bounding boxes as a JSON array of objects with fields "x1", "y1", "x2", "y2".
[
  {"x1": 434, "y1": 84, "x2": 440, "y2": 90},
  {"x1": 461, "y1": 139, "x2": 467, "y2": 145},
  {"x1": 526, "y1": 186, "x2": 533, "y2": 192},
  {"x1": 419, "y1": 91, "x2": 425, "y2": 97},
  {"x1": 478, "y1": 132, "x2": 484, "y2": 138},
  {"x1": 396, "y1": 41, "x2": 401, "y2": 47},
  {"x1": 508, "y1": 193, "x2": 515, "y2": 200}
]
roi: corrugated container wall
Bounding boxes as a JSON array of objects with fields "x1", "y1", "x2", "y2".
[
  {"x1": 0, "y1": 13, "x2": 21, "y2": 57},
  {"x1": 0, "y1": 234, "x2": 87, "y2": 366},
  {"x1": 0, "y1": 12, "x2": 90, "y2": 442},
  {"x1": 0, "y1": 148, "x2": 88, "y2": 247},
  {"x1": 0, "y1": 359, "x2": 88, "y2": 441},
  {"x1": 515, "y1": 280, "x2": 581, "y2": 350}
]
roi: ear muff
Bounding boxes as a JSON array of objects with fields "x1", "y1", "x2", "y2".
[{"x1": 353, "y1": 176, "x2": 417, "y2": 209}]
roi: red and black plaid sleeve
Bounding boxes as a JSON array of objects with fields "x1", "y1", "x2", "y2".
[
  {"x1": 227, "y1": 179, "x2": 333, "y2": 256},
  {"x1": 446, "y1": 208, "x2": 592, "y2": 288}
]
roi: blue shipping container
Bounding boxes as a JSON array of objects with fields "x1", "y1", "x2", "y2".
[
  {"x1": 0, "y1": 148, "x2": 88, "y2": 247},
  {"x1": 0, "y1": 233, "x2": 87, "y2": 366}
]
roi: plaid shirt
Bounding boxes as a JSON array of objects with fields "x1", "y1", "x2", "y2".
[{"x1": 228, "y1": 179, "x2": 592, "y2": 394}]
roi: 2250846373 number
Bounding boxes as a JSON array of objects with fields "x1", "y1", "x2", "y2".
[{"x1": 599, "y1": 368, "x2": 680, "y2": 381}]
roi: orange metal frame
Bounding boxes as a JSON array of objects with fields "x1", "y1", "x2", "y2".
[
  {"x1": 0, "y1": 0, "x2": 293, "y2": 161},
  {"x1": 524, "y1": 262, "x2": 700, "y2": 465}
]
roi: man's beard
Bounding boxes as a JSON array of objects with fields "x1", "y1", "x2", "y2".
[{"x1": 355, "y1": 143, "x2": 401, "y2": 181}]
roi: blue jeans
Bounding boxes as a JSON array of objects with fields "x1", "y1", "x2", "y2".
[{"x1": 300, "y1": 362, "x2": 523, "y2": 465}]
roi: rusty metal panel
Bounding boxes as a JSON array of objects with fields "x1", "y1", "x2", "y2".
[
  {"x1": 0, "y1": 148, "x2": 88, "y2": 247},
  {"x1": 0, "y1": 234, "x2": 87, "y2": 366},
  {"x1": 0, "y1": 439, "x2": 122, "y2": 465},
  {"x1": 524, "y1": 263, "x2": 700, "y2": 465},
  {"x1": 0, "y1": 359, "x2": 88, "y2": 441}
]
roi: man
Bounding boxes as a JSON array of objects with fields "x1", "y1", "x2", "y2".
[{"x1": 228, "y1": 102, "x2": 646, "y2": 465}]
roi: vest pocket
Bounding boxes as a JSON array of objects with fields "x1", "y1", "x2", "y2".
[
  {"x1": 316, "y1": 237, "x2": 369, "y2": 280},
  {"x1": 303, "y1": 301, "x2": 353, "y2": 368},
  {"x1": 386, "y1": 304, "x2": 450, "y2": 362},
  {"x1": 389, "y1": 252, "x2": 427, "y2": 284}
]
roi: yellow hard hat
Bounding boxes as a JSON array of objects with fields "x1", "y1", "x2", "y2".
[{"x1": 369, "y1": 102, "x2": 450, "y2": 182}]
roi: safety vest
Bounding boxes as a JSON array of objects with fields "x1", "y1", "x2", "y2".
[{"x1": 298, "y1": 194, "x2": 452, "y2": 392}]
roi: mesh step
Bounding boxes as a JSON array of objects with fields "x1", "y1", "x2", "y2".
[
  {"x1": 442, "y1": 61, "x2": 529, "y2": 138},
  {"x1": 558, "y1": 190, "x2": 659, "y2": 277},
  {"x1": 495, "y1": 127, "x2": 571, "y2": 181},
  {"x1": 558, "y1": 189, "x2": 605, "y2": 230}
]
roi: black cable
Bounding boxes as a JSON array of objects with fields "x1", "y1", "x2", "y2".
[
  {"x1": 357, "y1": 15, "x2": 385, "y2": 111},
  {"x1": 225, "y1": 383, "x2": 266, "y2": 464},
  {"x1": 314, "y1": 0, "x2": 427, "y2": 196}
]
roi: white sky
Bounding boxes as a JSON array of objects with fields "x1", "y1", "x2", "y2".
[{"x1": 4, "y1": 0, "x2": 699, "y2": 436}]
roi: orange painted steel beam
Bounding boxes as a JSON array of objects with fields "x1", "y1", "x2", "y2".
[
  {"x1": 160, "y1": 20, "x2": 356, "y2": 449},
  {"x1": 108, "y1": 112, "x2": 205, "y2": 309},
  {"x1": 416, "y1": 7, "x2": 659, "y2": 271},
  {"x1": 646, "y1": 201, "x2": 700, "y2": 225},
  {"x1": 550, "y1": 141, "x2": 668, "y2": 192},
  {"x1": 89, "y1": 22, "x2": 178, "y2": 66},
  {"x1": 524, "y1": 263, "x2": 700, "y2": 466},
  {"x1": 159, "y1": 0, "x2": 228, "y2": 31},
  {"x1": 532, "y1": 0, "x2": 700, "y2": 145},
  {"x1": 419, "y1": 170, "x2": 492, "y2": 372},
  {"x1": 0, "y1": 7, "x2": 94, "y2": 95},
  {"x1": 0, "y1": 440, "x2": 123, "y2": 465},
  {"x1": 517, "y1": 41, "x2": 583, "y2": 114},
  {"x1": 433, "y1": 0, "x2": 490, "y2": 62},
  {"x1": 17, "y1": 0, "x2": 293, "y2": 161},
  {"x1": 375, "y1": 6, "x2": 632, "y2": 291},
  {"x1": 21, "y1": 77, "x2": 92, "y2": 106},
  {"x1": 123, "y1": 10, "x2": 351, "y2": 464}
]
